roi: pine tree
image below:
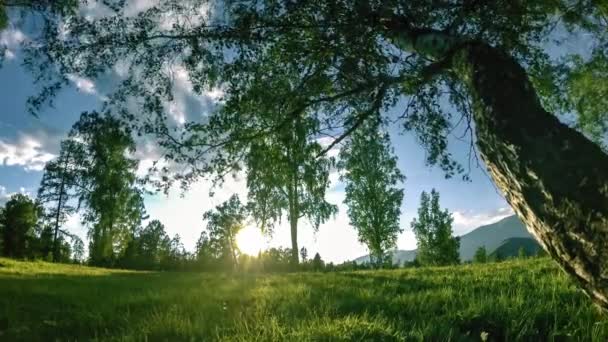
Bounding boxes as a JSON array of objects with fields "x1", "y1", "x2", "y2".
[{"x1": 37, "y1": 139, "x2": 86, "y2": 262}]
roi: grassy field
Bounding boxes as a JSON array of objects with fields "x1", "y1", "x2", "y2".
[{"x1": 1, "y1": 257, "x2": 608, "y2": 341}]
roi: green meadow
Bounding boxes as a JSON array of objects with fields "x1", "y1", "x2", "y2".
[{"x1": 1, "y1": 257, "x2": 608, "y2": 341}]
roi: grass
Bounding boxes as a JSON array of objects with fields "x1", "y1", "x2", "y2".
[{"x1": 1, "y1": 257, "x2": 608, "y2": 341}]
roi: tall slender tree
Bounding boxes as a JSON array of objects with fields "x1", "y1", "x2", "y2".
[
  {"x1": 339, "y1": 120, "x2": 405, "y2": 268},
  {"x1": 17, "y1": 1, "x2": 608, "y2": 307},
  {"x1": 37, "y1": 139, "x2": 85, "y2": 262},
  {"x1": 411, "y1": 190, "x2": 460, "y2": 266}
]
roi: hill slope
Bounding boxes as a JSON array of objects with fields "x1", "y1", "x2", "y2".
[
  {"x1": 353, "y1": 215, "x2": 535, "y2": 264},
  {"x1": 458, "y1": 215, "x2": 533, "y2": 260},
  {"x1": 490, "y1": 237, "x2": 542, "y2": 259}
]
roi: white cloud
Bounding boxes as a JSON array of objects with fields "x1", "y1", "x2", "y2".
[
  {"x1": 1, "y1": 28, "x2": 26, "y2": 60},
  {"x1": 0, "y1": 185, "x2": 10, "y2": 203},
  {"x1": 0, "y1": 185, "x2": 34, "y2": 204},
  {"x1": 67, "y1": 74, "x2": 97, "y2": 95},
  {"x1": 452, "y1": 206, "x2": 514, "y2": 235},
  {"x1": 0, "y1": 134, "x2": 56, "y2": 171}
]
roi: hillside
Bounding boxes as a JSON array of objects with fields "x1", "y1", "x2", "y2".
[
  {"x1": 490, "y1": 237, "x2": 542, "y2": 259},
  {"x1": 458, "y1": 215, "x2": 533, "y2": 260},
  {"x1": 1, "y1": 257, "x2": 607, "y2": 340},
  {"x1": 353, "y1": 249, "x2": 417, "y2": 264},
  {"x1": 354, "y1": 215, "x2": 535, "y2": 264}
]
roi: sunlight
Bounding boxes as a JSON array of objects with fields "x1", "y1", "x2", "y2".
[{"x1": 236, "y1": 226, "x2": 267, "y2": 256}]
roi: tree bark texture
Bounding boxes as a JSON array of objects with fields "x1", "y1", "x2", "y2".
[{"x1": 453, "y1": 41, "x2": 608, "y2": 309}]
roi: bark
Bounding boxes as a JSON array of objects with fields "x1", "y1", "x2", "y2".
[
  {"x1": 288, "y1": 177, "x2": 299, "y2": 265},
  {"x1": 52, "y1": 149, "x2": 70, "y2": 262},
  {"x1": 451, "y1": 41, "x2": 608, "y2": 309},
  {"x1": 290, "y1": 215, "x2": 299, "y2": 265}
]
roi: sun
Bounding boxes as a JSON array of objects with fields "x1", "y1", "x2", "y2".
[{"x1": 236, "y1": 225, "x2": 267, "y2": 256}]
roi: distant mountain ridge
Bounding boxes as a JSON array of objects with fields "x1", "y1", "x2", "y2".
[{"x1": 352, "y1": 215, "x2": 541, "y2": 264}]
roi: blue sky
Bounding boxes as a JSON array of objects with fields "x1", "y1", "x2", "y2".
[{"x1": 0, "y1": 29, "x2": 513, "y2": 263}]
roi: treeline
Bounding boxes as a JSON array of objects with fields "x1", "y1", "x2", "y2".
[
  {"x1": 0, "y1": 194, "x2": 83, "y2": 263},
  {"x1": 0, "y1": 110, "x2": 545, "y2": 272}
]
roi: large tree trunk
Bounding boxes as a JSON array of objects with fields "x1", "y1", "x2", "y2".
[{"x1": 452, "y1": 41, "x2": 608, "y2": 309}]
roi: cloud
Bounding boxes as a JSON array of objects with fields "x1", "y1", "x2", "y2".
[
  {"x1": 0, "y1": 28, "x2": 26, "y2": 61},
  {"x1": 0, "y1": 134, "x2": 56, "y2": 171},
  {"x1": 0, "y1": 185, "x2": 10, "y2": 203},
  {"x1": 452, "y1": 206, "x2": 514, "y2": 235},
  {"x1": 67, "y1": 74, "x2": 98, "y2": 95},
  {"x1": 0, "y1": 185, "x2": 34, "y2": 204}
]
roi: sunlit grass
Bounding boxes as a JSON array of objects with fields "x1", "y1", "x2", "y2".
[{"x1": 1, "y1": 257, "x2": 607, "y2": 340}]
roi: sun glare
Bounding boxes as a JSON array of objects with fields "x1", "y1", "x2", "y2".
[{"x1": 236, "y1": 226, "x2": 267, "y2": 256}]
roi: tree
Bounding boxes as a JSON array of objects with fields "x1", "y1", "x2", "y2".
[
  {"x1": 118, "y1": 219, "x2": 172, "y2": 270},
  {"x1": 312, "y1": 253, "x2": 324, "y2": 271},
  {"x1": 0, "y1": 194, "x2": 40, "y2": 258},
  {"x1": 71, "y1": 112, "x2": 146, "y2": 266},
  {"x1": 138, "y1": 220, "x2": 171, "y2": 268},
  {"x1": 18, "y1": 1, "x2": 608, "y2": 307},
  {"x1": 411, "y1": 190, "x2": 460, "y2": 266},
  {"x1": 473, "y1": 246, "x2": 488, "y2": 264},
  {"x1": 0, "y1": 1, "x2": 77, "y2": 28},
  {"x1": 202, "y1": 195, "x2": 248, "y2": 270},
  {"x1": 339, "y1": 120, "x2": 405, "y2": 268},
  {"x1": 245, "y1": 116, "x2": 337, "y2": 265},
  {"x1": 37, "y1": 139, "x2": 85, "y2": 262}
]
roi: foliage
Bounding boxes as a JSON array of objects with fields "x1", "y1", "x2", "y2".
[
  {"x1": 411, "y1": 189, "x2": 460, "y2": 266},
  {"x1": 0, "y1": 194, "x2": 41, "y2": 258},
  {"x1": 473, "y1": 246, "x2": 488, "y2": 264},
  {"x1": 339, "y1": 120, "x2": 404, "y2": 268},
  {"x1": 16, "y1": 1, "x2": 607, "y2": 182},
  {"x1": 563, "y1": 51, "x2": 608, "y2": 144},
  {"x1": 244, "y1": 114, "x2": 337, "y2": 264},
  {"x1": 70, "y1": 112, "x2": 146, "y2": 266},
  {"x1": 200, "y1": 195, "x2": 248, "y2": 270},
  {"x1": 2, "y1": 257, "x2": 608, "y2": 340},
  {"x1": 117, "y1": 219, "x2": 173, "y2": 270},
  {"x1": 311, "y1": 252, "x2": 325, "y2": 271}
]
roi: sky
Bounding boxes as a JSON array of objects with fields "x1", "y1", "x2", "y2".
[{"x1": 1, "y1": 3, "x2": 589, "y2": 263}]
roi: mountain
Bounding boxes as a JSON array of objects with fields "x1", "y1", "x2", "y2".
[
  {"x1": 352, "y1": 215, "x2": 537, "y2": 264},
  {"x1": 353, "y1": 249, "x2": 417, "y2": 265},
  {"x1": 490, "y1": 237, "x2": 542, "y2": 259},
  {"x1": 458, "y1": 215, "x2": 533, "y2": 261}
]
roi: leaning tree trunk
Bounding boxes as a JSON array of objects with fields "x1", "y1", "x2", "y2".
[{"x1": 452, "y1": 41, "x2": 608, "y2": 309}]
